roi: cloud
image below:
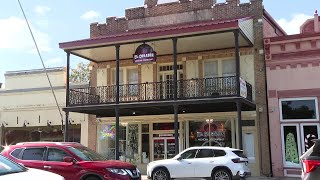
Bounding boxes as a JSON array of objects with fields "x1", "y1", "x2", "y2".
[
  {"x1": 34, "y1": 5, "x2": 51, "y2": 16},
  {"x1": 277, "y1": 13, "x2": 313, "y2": 35},
  {"x1": 0, "y1": 16, "x2": 51, "y2": 53},
  {"x1": 81, "y1": 10, "x2": 100, "y2": 20}
]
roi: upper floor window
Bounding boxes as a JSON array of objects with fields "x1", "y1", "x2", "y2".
[
  {"x1": 222, "y1": 59, "x2": 236, "y2": 77},
  {"x1": 112, "y1": 68, "x2": 138, "y2": 96},
  {"x1": 112, "y1": 68, "x2": 138, "y2": 85},
  {"x1": 204, "y1": 61, "x2": 218, "y2": 78},
  {"x1": 280, "y1": 97, "x2": 319, "y2": 121},
  {"x1": 204, "y1": 59, "x2": 236, "y2": 78}
]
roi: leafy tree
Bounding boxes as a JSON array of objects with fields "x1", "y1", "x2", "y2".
[{"x1": 70, "y1": 62, "x2": 90, "y2": 84}]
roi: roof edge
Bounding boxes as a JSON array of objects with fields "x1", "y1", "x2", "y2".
[{"x1": 263, "y1": 9, "x2": 287, "y2": 36}]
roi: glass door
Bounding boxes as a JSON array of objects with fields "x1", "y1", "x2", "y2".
[
  {"x1": 153, "y1": 137, "x2": 176, "y2": 161},
  {"x1": 166, "y1": 138, "x2": 176, "y2": 159},
  {"x1": 153, "y1": 138, "x2": 165, "y2": 161}
]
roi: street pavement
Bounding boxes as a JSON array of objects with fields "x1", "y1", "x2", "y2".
[{"x1": 141, "y1": 175, "x2": 300, "y2": 180}]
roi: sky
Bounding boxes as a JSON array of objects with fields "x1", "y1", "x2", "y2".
[{"x1": 0, "y1": 0, "x2": 319, "y2": 85}]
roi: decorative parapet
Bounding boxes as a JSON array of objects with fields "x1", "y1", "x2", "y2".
[{"x1": 90, "y1": 0, "x2": 262, "y2": 38}]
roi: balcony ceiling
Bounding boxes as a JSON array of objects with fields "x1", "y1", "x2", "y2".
[{"x1": 59, "y1": 18, "x2": 253, "y2": 62}]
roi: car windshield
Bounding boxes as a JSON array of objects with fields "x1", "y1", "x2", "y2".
[
  {"x1": 67, "y1": 146, "x2": 107, "y2": 161},
  {"x1": 0, "y1": 155, "x2": 26, "y2": 176}
]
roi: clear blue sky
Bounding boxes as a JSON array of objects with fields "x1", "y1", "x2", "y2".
[{"x1": 0, "y1": 0, "x2": 319, "y2": 84}]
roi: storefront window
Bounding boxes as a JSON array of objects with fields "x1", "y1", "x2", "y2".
[
  {"x1": 282, "y1": 125, "x2": 300, "y2": 167},
  {"x1": 280, "y1": 98, "x2": 318, "y2": 120},
  {"x1": 97, "y1": 124, "x2": 126, "y2": 160},
  {"x1": 189, "y1": 120, "x2": 232, "y2": 148}
]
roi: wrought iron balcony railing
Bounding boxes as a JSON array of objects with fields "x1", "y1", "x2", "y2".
[{"x1": 69, "y1": 76, "x2": 253, "y2": 106}]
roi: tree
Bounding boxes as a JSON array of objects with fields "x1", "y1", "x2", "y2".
[{"x1": 70, "y1": 62, "x2": 90, "y2": 84}]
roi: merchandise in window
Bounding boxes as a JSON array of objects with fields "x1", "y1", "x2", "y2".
[
  {"x1": 282, "y1": 126, "x2": 300, "y2": 167},
  {"x1": 189, "y1": 120, "x2": 232, "y2": 148}
]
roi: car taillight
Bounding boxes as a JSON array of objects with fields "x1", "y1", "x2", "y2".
[
  {"x1": 232, "y1": 158, "x2": 247, "y2": 163},
  {"x1": 303, "y1": 160, "x2": 320, "y2": 173}
]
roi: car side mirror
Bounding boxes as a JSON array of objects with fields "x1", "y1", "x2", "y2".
[
  {"x1": 63, "y1": 156, "x2": 75, "y2": 163},
  {"x1": 177, "y1": 156, "x2": 183, "y2": 161}
]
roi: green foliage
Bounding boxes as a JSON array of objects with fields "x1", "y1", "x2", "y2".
[{"x1": 70, "y1": 62, "x2": 90, "y2": 84}]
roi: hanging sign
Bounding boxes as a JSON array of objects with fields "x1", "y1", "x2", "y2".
[
  {"x1": 133, "y1": 44, "x2": 157, "y2": 63},
  {"x1": 240, "y1": 77, "x2": 247, "y2": 98}
]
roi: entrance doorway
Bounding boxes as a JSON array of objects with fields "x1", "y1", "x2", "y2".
[{"x1": 153, "y1": 137, "x2": 176, "y2": 161}]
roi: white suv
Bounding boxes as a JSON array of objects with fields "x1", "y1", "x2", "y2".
[{"x1": 147, "y1": 146, "x2": 251, "y2": 180}]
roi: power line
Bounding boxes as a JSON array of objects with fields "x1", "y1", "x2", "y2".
[{"x1": 17, "y1": 0, "x2": 64, "y2": 131}]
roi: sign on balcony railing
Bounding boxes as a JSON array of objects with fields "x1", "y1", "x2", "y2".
[
  {"x1": 240, "y1": 77, "x2": 247, "y2": 98},
  {"x1": 133, "y1": 43, "x2": 157, "y2": 63}
]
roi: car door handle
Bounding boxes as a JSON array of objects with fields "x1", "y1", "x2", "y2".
[
  {"x1": 44, "y1": 166, "x2": 51, "y2": 169},
  {"x1": 188, "y1": 162, "x2": 191, "y2": 164},
  {"x1": 209, "y1": 161, "x2": 214, "y2": 163}
]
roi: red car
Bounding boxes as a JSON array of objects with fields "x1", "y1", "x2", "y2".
[{"x1": 1, "y1": 142, "x2": 140, "y2": 180}]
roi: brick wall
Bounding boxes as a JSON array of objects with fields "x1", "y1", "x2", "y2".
[{"x1": 90, "y1": 0, "x2": 263, "y2": 38}]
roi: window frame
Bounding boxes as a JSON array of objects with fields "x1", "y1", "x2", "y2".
[
  {"x1": 10, "y1": 148, "x2": 24, "y2": 160},
  {"x1": 195, "y1": 148, "x2": 214, "y2": 159},
  {"x1": 21, "y1": 147, "x2": 46, "y2": 161},
  {"x1": 203, "y1": 58, "x2": 236, "y2": 78},
  {"x1": 45, "y1": 147, "x2": 72, "y2": 162},
  {"x1": 279, "y1": 97, "x2": 319, "y2": 122},
  {"x1": 180, "y1": 149, "x2": 198, "y2": 159},
  {"x1": 299, "y1": 123, "x2": 320, "y2": 154},
  {"x1": 280, "y1": 124, "x2": 302, "y2": 168}
]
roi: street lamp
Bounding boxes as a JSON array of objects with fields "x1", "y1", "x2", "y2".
[{"x1": 206, "y1": 119, "x2": 213, "y2": 146}]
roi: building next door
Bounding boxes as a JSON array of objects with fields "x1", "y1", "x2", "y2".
[{"x1": 153, "y1": 136, "x2": 176, "y2": 161}]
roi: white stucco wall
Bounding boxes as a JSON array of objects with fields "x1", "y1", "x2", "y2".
[{"x1": 5, "y1": 71, "x2": 65, "y2": 90}]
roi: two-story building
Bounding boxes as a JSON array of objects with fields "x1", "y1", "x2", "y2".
[
  {"x1": 265, "y1": 11, "x2": 320, "y2": 177},
  {"x1": 59, "y1": 0, "x2": 285, "y2": 175},
  {"x1": 0, "y1": 67, "x2": 86, "y2": 145}
]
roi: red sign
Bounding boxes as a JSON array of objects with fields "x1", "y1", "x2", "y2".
[{"x1": 133, "y1": 44, "x2": 156, "y2": 63}]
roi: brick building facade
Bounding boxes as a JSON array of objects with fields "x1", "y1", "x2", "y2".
[
  {"x1": 265, "y1": 11, "x2": 320, "y2": 177},
  {"x1": 60, "y1": 0, "x2": 285, "y2": 176}
]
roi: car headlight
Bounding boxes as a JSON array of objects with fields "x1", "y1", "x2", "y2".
[{"x1": 106, "y1": 168, "x2": 128, "y2": 176}]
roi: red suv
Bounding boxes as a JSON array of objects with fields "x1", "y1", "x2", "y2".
[{"x1": 1, "y1": 142, "x2": 141, "y2": 180}]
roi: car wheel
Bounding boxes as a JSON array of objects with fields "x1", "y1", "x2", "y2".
[
  {"x1": 212, "y1": 169, "x2": 231, "y2": 180},
  {"x1": 85, "y1": 176, "x2": 101, "y2": 180},
  {"x1": 152, "y1": 168, "x2": 170, "y2": 180}
]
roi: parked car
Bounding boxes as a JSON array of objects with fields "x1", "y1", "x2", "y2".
[
  {"x1": 147, "y1": 146, "x2": 250, "y2": 180},
  {"x1": 0, "y1": 153, "x2": 64, "y2": 180},
  {"x1": 1, "y1": 142, "x2": 140, "y2": 180},
  {"x1": 300, "y1": 139, "x2": 320, "y2": 180}
]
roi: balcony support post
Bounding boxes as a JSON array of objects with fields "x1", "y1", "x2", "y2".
[
  {"x1": 173, "y1": 37, "x2": 178, "y2": 100},
  {"x1": 237, "y1": 101, "x2": 243, "y2": 149},
  {"x1": 174, "y1": 104, "x2": 179, "y2": 154},
  {"x1": 234, "y1": 30, "x2": 240, "y2": 97},
  {"x1": 115, "y1": 45, "x2": 120, "y2": 160},
  {"x1": 172, "y1": 38, "x2": 179, "y2": 154},
  {"x1": 64, "y1": 52, "x2": 70, "y2": 142}
]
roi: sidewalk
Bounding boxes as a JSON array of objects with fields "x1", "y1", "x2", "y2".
[{"x1": 141, "y1": 175, "x2": 300, "y2": 180}]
